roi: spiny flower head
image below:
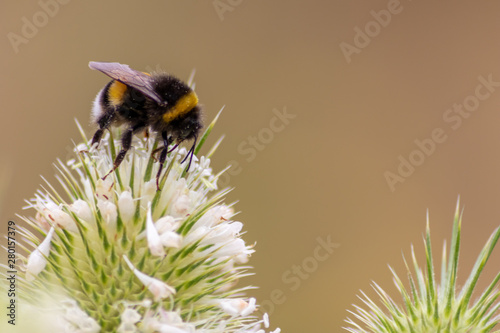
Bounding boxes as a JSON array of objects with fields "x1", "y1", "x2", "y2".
[
  {"x1": 344, "y1": 201, "x2": 500, "y2": 333},
  {"x1": 6, "y1": 114, "x2": 280, "y2": 333}
]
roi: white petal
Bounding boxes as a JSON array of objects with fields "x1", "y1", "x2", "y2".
[
  {"x1": 235, "y1": 252, "x2": 252, "y2": 264},
  {"x1": 148, "y1": 279, "x2": 175, "y2": 301},
  {"x1": 75, "y1": 143, "x2": 88, "y2": 153},
  {"x1": 263, "y1": 313, "x2": 270, "y2": 328},
  {"x1": 194, "y1": 205, "x2": 234, "y2": 228},
  {"x1": 143, "y1": 180, "x2": 157, "y2": 202},
  {"x1": 71, "y1": 199, "x2": 95, "y2": 225},
  {"x1": 26, "y1": 227, "x2": 54, "y2": 281},
  {"x1": 240, "y1": 297, "x2": 257, "y2": 316},
  {"x1": 219, "y1": 298, "x2": 256, "y2": 317},
  {"x1": 43, "y1": 202, "x2": 78, "y2": 232},
  {"x1": 146, "y1": 203, "x2": 165, "y2": 256},
  {"x1": 157, "y1": 325, "x2": 190, "y2": 333},
  {"x1": 172, "y1": 194, "x2": 190, "y2": 217},
  {"x1": 97, "y1": 199, "x2": 117, "y2": 229},
  {"x1": 35, "y1": 211, "x2": 51, "y2": 232},
  {"x1": 64, "y1": 302, "x2": 101, "y2": 333},
  {"x1": 95, "y1": 178, "x2": 114, "y2": 200},
  {"x1": 143, "y1": 315, "x2": 192, "y2": 333},
  {"x1": 215, "y1": 238, "x2": 253, "y2": 260},
  {"x1": 155, "y1": 215, "x2": 177, "y2": 234},
  {"x1": 117, "y1": 322, "x2": 138, "y2": 333},
  {"x1": 202, "y1": 222, "x2": 243, "y2": 245},
  {"x1": 118, "y1": 191, "x2": 135, "y2": 223},
  {"x1": 157, "y1": 309, "x2": 184, "y2": 324},
  {"x1": 78, "y1": 318, "x2": 101, "y2": 333},
  {"x1": 82, "y1": 177, "x2": 94, "y2": 203},
  {"x1": 160, "y1": 231, "x2": 182, "y2": 248},
  {"x1": 123, "y1": 255, "x2": 175, "y2": 301},
  {"x1": 182, "y1": 226, "x2": 207, "y2": 245},
  {"x1": 121, "y1": 308, "x2": 142, "y2": 324}
]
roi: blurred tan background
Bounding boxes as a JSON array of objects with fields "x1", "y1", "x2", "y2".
[{"x1": 2, "y1": 1, "x2": 500, "y2": 332}]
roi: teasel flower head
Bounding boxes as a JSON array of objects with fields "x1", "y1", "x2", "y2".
[
  {"x1": 4, "y1": 112, "x2": 280, "y2": 333},
  {"x1": 344, "y1": 200, "x2": 500, "y2": 333}
]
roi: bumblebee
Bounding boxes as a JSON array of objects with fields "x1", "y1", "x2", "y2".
[{"x1": 89, "y1": 61, "x2": 202, "y2": 189}]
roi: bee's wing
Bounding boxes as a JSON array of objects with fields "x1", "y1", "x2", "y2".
[{"x1": 89, "y1": 61, "x2": 164, "y2": 105}]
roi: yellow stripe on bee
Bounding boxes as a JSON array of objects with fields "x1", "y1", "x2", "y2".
[
  {"x1": 163, "y1": 91, "x2": 199, "y2": 122},
  {"x1": 108, "y1": 80, "x2": 127, "y2": 107}
]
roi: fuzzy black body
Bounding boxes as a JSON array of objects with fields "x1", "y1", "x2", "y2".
[
  {"x1": 89, "y1": 61, "x2": 203, "y2": 189},
  {"x1": 149, "y1": 74, "x2": 202, "y2": 138},
  {"x1": 94, "y1": 81, "x2": 149, "y2": 129}
]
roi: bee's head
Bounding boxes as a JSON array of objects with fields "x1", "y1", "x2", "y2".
[{"x1": 171, "y1": 105, "x2": 203, "y2": 142}]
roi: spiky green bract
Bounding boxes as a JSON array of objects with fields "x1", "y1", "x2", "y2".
[
  {"x1": 4, "y1": 113, "x2": 280, "y2": 333},
  {"x1": 345, "y1": 200, "x2": 500, "y2": 333}
]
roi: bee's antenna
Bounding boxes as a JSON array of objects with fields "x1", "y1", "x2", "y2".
[{"x1": 182, "y1": 135, "x2": 198, "y2": 171}]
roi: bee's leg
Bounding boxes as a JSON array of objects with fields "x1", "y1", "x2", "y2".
[
  {"x1": 91, "y1": 128, "x2": 105, "y2": 147},
  {"x1": 151, "y1": 147, "x2": 162, "y2": 162},
  {"x1": 102, "y1": 127, "x2": 134, "y2": 180},
  {"x1": 156, "y1": 131, "x2": 169, "y2": 190},
  {"x1": 91, "y1": 111, "x2": 115, "y2": 147},
  {"x1": 144, "y1": 129, "x2": 150, "y2": 150},
  {"x1": 181, "y1": 134, "x2": 198, "y2": 171},
  {"x1": 152, "y1": 142, "x2": 178, "y2": 157},
  {"x1": 167, "y1": 143, "x2": 179, "y2": 153},
  {"x1": 151, "y1": 141, "x2": 178, "y2": 163}
]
